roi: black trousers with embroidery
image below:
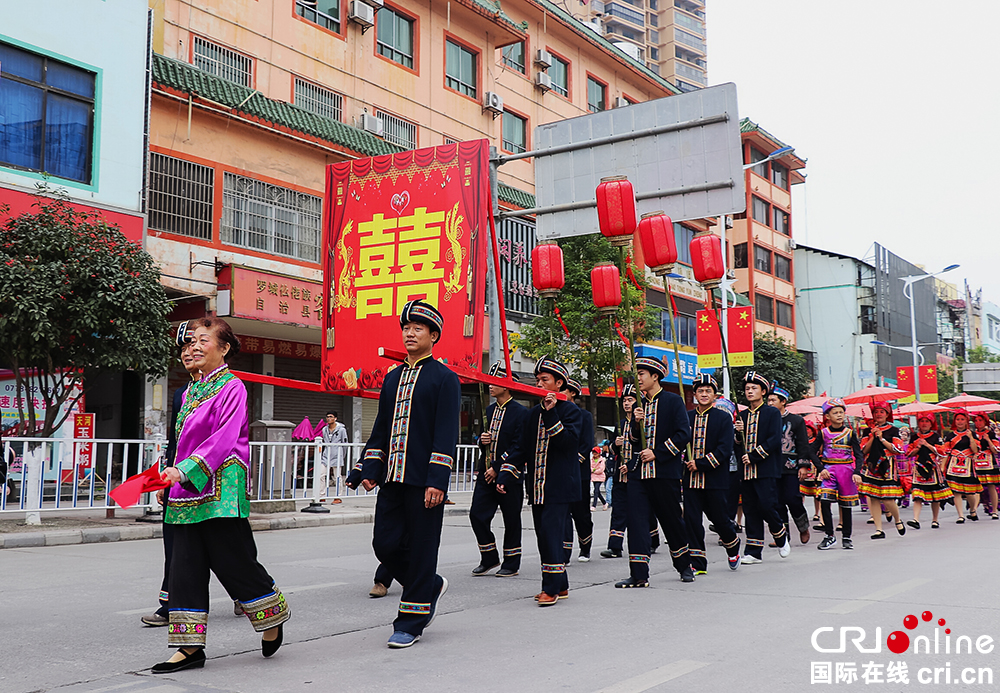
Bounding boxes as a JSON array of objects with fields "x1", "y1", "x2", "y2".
[
  {"x1": 374, "y1": 563, "x2": 394, "y2": 588},
  {"x1": 683, "y1": 486, "x2": 740, "y2": 572},
  {"x1": 741, "y1": 477, "x2": 788, "y2": 558},
  {"x1": 469, "y1": 477, "x2": 523, "y2": 571},
  {"x1": 532, "y1": 502, "x2": 570, "y2": 596},
  {"x1": 167, "y1": 518, "x2": 288, "y2": 648},
  {"x1": 626, "y1": 476, "x2": 690, "y2": 581},
  {"x1": 777, "y1": 473, "x2": 810, "y2": 534},
  {"x1": 372, "y1": 482, "x2": 445, "y2": 636},
  {"x1": 606, "y1": 479, "x2": 660, "y2": 553},
  {"x1": 564, "y1": 474, "x2": 594, "y2": 561}
]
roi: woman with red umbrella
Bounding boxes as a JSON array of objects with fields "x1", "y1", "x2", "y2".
[
  {"x1": 858, "y1": 402, "x2": 906, "y2": 539},
  {"x1": 971, "y1": 413, "x2": 1000, "y2": 519},
  {"x1": 941, "y1": 409, "x2": 982, "y2": 523},
  {"x1": 906, "y1": 413, "x2": 950, "y2": 529}
]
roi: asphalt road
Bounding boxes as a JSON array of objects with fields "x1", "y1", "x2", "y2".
[{"x1": 3, "y1": 504, "x2": 999, "y2": 693}]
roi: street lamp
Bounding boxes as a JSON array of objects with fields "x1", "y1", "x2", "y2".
[
  {"x1": 742, "y1": 145, "x2": 794, "y2": 171},
  {"x1": 871, "y1": 340, "x2": 925, "y2": 366},
  {"x1": 900, "y1": 264, "x2": 959, "y2": 400}
]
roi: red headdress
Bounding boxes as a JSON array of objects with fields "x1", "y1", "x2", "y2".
[
  {"x1": 870, "y1": 400, "x2": 893, "y2": 422},
  {"x1": 915, "y1": 413, "x2": 936, "y2": 430}
]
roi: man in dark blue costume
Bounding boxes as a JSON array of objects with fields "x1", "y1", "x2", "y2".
[
  {"x1": 616, "y1": 356, "x2": 694, "y2": 587},
  {"x1": 562, "y1": 378, "x2": 595, "y2": 563},
  {"x1": 469, "y1": 361, "x2": 529, "y2": 577},
  {"x1": 361, "y1": 300, "x2": 460, "y2": 648},
  {"x1": 734, "y1": 371, "x2": 790, "y2": 564},
  {"x1": 497, "y1": 358, "x2": 581, "y2": 606},
  {"x1": 684, "y1": 374, "x2": 741, "y2": 574}
]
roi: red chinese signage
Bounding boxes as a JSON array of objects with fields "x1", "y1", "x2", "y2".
[
  {"x1": 322, "y1": 141, "x2": 490, "y2": 390},
  {"x1": 221, "y1": 266, "x2": 323, "y2": 328},
  {"x1": 238, "y1": 335, "x2": 323, "y2": 361}
]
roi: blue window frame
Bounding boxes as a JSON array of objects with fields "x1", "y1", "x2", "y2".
[{"x1": 0, "y1": 41, "x2": 95, "y2": 184}]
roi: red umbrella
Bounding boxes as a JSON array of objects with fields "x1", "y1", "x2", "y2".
[
  {"x1": 842, "y1": 385, "x2": 912, "y2": 404},
  {"x1": 845, "y1": 403, "x2": 872, "y2": 419},
  {"x1": 292, "y1": 416, "x2": 316, "y2": 441},
  {"x1": 896, "y1": 402, "x2": 949, "y2": 415},
  {"x1": 789, "y1": 393, "x2": 828, "y2": 407},
  {"x1": 967, "y1": 403, "x2": 1000, "y2": 413},
  {"x1": 786, "y1": 402, "x2": 822, "y2": 415},
  {"x1": 939, "y1": 393, "x2": 1000, "y2": 408}
]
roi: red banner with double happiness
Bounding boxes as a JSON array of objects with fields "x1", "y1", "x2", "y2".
[{"x1": 321, "y1": 140, "x2": 490, "y2": 391}]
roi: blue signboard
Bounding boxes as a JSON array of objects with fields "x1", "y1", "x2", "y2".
[{"x1": 635, "y1": 344, "x2": 700, "y2": 386}]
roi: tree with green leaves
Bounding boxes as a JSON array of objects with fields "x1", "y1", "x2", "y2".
[
  {"x1": 511, "y1": 235, "x2": 656, "y2": 432},
  {"x1": 0, "y1": 195, "x2": 174, "y2": 438},
  {"x1": 729, "y1": 332, "x2": 812, "y2": 403}
]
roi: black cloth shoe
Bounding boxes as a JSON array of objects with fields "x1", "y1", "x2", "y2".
[
  {"x1": 614, "y1": 578, "x2": 649, "y2": 588},
  {"x1": 871, "y1": 530, "x2": 886, "y2": 540},
  {"x1": 679, "y1": 567, "x2": 695, "y2": 583},
  {"x1": 600, "y1": 549, "x2": 622, "y2": 558},
  {"x1": 152, "y1": 648, "x2": 206, "y2": 674},
  {"x1": 471, "y1": 562, "x2": 499, "y2": 576},
  {"x1": 262, "y1": 624, "x2": 283, "y2": 658},
  {"x1": 907, "y1": 520, "x2": 920, "y2": 530},
  {"x1": 495, "y1": 568, "x2": 518, "y2": 577}
]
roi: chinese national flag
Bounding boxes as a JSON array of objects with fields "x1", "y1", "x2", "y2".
[
  {"x1": 727, "y1": 307, "x2": 755, "y2": 367},
  {"x1": 696, "y1": 309, "x2": 722, "y2": 368},
  {"x1": 897, "y1": 366, "x2": 915, "y2": 403},
  {"x1": 920, "y1": 365, "x2": 939, "y2": 402}
]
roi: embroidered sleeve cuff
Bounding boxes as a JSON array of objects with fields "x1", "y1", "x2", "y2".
[
  {"x1": 500, "y1": 463, "x2": 520, "y2": 479},
  {"x1": 752, "y1": 445, "x2": 767, "y2": 459},
  {"x1": 706, "y1": 452, "x2": 720, "y2": 468},
  {"x1": 430, "y1": 453, "x2": 454, "y2": 469},
  {"x1": 546, "y1": 421, "x2": 564, "y2": 436},
  {"x1": 364, "y1": 449, "x2": 387, "y2": 463},
  {"x1": 176, "y1": 455, "x2": 211, "y2": 492},
  {"x1": 665, "y1": 439, "x2": 680, "y2": 456}
]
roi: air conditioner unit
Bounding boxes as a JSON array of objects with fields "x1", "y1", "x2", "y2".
[
  {"x1": 788, "y1": 238, "x2": 798, "y2": 251},
  {"x1": 614, "y1": 96, "x2": 629, "y2": 108},
  {"x1": 534, "y1": 72, "x2": 553, "y2": 92},
  {"x1": 483, "y1": 91, "x2": 504, "y2": 115},
  {"x1": 358, "y1": 0, "x2": 383, "y2": 7},
  {"x1": 360, "y1": 112, "x2": 383, "y2": 136},
  {"x1": 534, "y1": 49, "x2": 553, "y2": 68},
  {"x1": 348, "y1": 1, "x2": 375, "y2": 27}
]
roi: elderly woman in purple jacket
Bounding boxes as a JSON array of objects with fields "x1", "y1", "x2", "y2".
[{"x1": 151, "y1": 318, "x2": 290, "y2": 674}]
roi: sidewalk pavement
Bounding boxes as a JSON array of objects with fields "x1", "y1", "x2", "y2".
[{"x1": 0, "y1": 493, "x2": 473, "y2": 549}]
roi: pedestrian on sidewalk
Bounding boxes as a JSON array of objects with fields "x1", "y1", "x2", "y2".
[
  {"x1": 152, "y1": 318, "x2": 289, "y2": 674},
  {"x1": 497, "y1": 357, "x2": 582, "y2": 606},
  {"x1": 321, "y1": 411, "x2": 349, "y2": 500},
  {"x1": 469, "y1": 361, "x2": 528, "y2": 577},
  {"x1": 359, "y1": 300, "x2": 458, "y2": 648},
  {"x1": 591, "y1": 446, "x2": 607, "y2": 510}
]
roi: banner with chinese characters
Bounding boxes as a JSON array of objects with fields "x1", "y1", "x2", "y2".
[
  {"x1": 322, "y1": 141, "x2": 490, "y2": 391},
  {"x1": 220, "y1": 266, "x2": 322, "y2": 328},
  {"x1": 237, "y1": 335, "x2": 324, "y2": 361}
]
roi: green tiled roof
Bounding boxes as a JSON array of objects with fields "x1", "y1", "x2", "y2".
[
  {"x1": 152, "y1": 53, "x2": 402, "y2": 158},
  {"x1": 468, "y1": 0, "x2": 525, "y2": 34},
  {"x1": 533, "y1": 0, "x2": 681, "y2": 96},
  {"x1": 740, "y1": 117, "x2": 792, "y2": 152},
  {"x1": 497, "y1": 182, "x2": 535, "y2": 210}
]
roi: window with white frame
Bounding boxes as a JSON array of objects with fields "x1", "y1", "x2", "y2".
[
  {"x1": 375, "y1": 109, "x2": 417, "y2": 149},
  {"x1": 293, "y1": 78, "x2": 343, "y2": 121},
  {"x1": 221, "y1": 173, "x2": 321, "y2": 262},
  {"x1": 148, "y1": 153, "x2": 215, "y2": 239},
  {"x1": 192, "y1": 37, "x2": 253, "y2": 87}
]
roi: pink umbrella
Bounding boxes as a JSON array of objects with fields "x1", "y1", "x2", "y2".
[
  {"x1": 939, "y1": 393, "x2": 1000, "y2": 408},
  {"x1": 292, "y1": 416, "x2": 316, "y2": 440},
  {"x1": 789, "y1": 393, "x2": 828, "y2": 407},
  {"x1": 842, "y1": 385, "x2": 912, "y2": 404},
  {"x1": 896, "y1": 402, "x2": 949, "y2": 415},
  {"x1": 967, "y1": 403, "x2": 1000, "y2": 413},
  {"x1": 786, "y1": 402, "x2": 822, "y2": 415},
  {"x1": 845, "y1": 403, "x2": 872, "y2": 419}
]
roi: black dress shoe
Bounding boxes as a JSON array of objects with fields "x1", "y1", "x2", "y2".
[
  {"x1": 471, "y1": 563, "x2": 499, "y2": 576},
  {"x1": 152, "y1": 647, "x2": 206, "y2": 674},
  {"x1": 262, "y1": 624, "x2": 283, "y2": 658},
  {"x1": 679, "y1": 567, "x2": 695, "y2": 583},
  {"x1": 495, "y1": 567, "x2": 519, "y2": 577},
  {"x1": 600, "y1": 549, "x2": 622, "y2": 558}
]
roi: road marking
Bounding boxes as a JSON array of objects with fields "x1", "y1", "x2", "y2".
[
  {"x1": 116, "y1": 581, "x2": 346, "y2": 615},
  {"x1": 593, "y1": 660, "x2": 708, "y2": 693},
  {"x1": 822, "y1": 578, "x2": 930, "y2": 614}
]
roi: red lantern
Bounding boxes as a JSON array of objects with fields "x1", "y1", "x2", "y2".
[
  {"x1": 532, "y1": 243, "x2": 565, "y2": 299},
  {"x1": 596, "y1": 176, "x2": 637, "y2": 247},
  {"x1": 636, "y1": 211, "x2": 677, "y2": 277},
  {"x1": 591, "y1": 262, "x2": 622, "y2": 317},
  {"x1": 690, "y1": 231, "x2": 725, "y2": 289}
]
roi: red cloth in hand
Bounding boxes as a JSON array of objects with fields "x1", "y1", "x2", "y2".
[{"x1": 108, "y1": 465, "x2": 169, "y2": 509}]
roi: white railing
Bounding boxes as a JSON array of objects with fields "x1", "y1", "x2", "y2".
[{"x1": 0, "y1": 437, "x2": 481, "y2": 515}]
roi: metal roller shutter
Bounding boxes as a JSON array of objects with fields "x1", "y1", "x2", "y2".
[
  {"x1": 361, "y1": 397, "x2": 379, "y2": 441},
  {"x1": 272, "y1": 357, "x2": 344, "y2": 432}
]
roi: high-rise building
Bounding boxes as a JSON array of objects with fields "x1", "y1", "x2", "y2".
[{"x1": 568, "y1": 0, "x2": 707, "y2": 92}]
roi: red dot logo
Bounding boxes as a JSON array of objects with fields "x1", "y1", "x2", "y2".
[
  {"x1": 887, "y1": 631, "x2": 910, "y2": 654},
  {"x1": 903, "y1": 615, "x2": 918, "y2": 630},
  {"x1": 922, "y1": 611, "x2": 933, "y2": 622},
  {"x1": 938, "y1": 618, "x2": 946, "y2": 626},
  {"x1": 946, "y1": 629, "x2": 951, "y2": 635}
]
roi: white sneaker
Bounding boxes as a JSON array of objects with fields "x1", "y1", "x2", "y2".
[
  {"x1": 741, "y1": 554, "x2": 762, "y2": 565},
  {"x1": 578, "y1": 554, "x2": 591, "y2": 562},
  {"x1": 778, "y1": 540, "x2": 791, "y2": 559}
]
